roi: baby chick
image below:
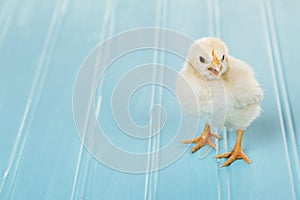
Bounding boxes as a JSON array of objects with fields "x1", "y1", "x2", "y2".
[{"x1": 176, "y1": 37, "x2": 263, "y2": 167}]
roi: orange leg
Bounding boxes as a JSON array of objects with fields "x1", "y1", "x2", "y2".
[
  {"x1": 215, "y1": 130, "x2": 250, "y2": 167},
  {"x1": 181, "y1": 123, "x2": 220, "y2": 153}
]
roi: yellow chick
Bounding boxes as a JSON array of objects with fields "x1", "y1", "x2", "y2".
[{"x1": 176, "y1": 37, "x2": 263, "y2": 167}]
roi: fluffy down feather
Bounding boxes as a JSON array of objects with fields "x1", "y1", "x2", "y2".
[{"x1": 176, "y1": 51, "x2": 263, "y2": 130}]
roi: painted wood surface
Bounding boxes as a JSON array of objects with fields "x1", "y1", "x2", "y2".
[{"x1": 0, "y1": 0, "x2": 299, "y2": 199}]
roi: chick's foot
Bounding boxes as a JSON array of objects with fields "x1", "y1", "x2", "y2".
[
  {"x1": 181, "y1": 123, "x2": 220, "y2": 153},
  {"x1": 215, "y1": 130, "x2": 250, "y2": 167},
  {"x1": 215, "y1": 147, "x2": 250, "y2": 167}
]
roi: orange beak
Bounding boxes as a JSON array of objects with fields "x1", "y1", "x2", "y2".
[{"x1": 207, "y1": 50, "x2": 222, "y2": 77}]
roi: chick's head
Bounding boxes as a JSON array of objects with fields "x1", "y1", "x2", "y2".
[{"x1": 187, "y1": 37, "x2": 229, "y2": 80}]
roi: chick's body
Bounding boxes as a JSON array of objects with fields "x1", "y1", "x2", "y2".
[
  {"x1": 177, "y1": 56, "x2": 263, "y2": 130},
  {"x1": 177, "y1": 37, "x2": 263, "y2": 167}
]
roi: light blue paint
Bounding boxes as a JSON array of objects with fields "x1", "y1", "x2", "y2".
[{"x1": 0, "y1": 0, "x2": 299, "y2": 199}]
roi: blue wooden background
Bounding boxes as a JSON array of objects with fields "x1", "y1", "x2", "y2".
[{"x1": 0, "y1": 0, "x2": 300, "y2": 199}]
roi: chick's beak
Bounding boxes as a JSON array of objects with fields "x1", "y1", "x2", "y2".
[{"x1": 207, "y1": 50, "x2": 222, "y2": 77}]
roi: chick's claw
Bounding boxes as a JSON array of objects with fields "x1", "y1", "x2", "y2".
[
  {"x1": 181, "y1": 124, "x2": 220, "y2": 154},
  {"x1": 210, "y1": 133, "x2": 221, "y2": 139},
  {"x1": 215, "y1": 130, "x2": 251, "y2": 167},
  {"x1": 190, "y1": 139, "x2": 206, "y2": 153},
  {"x1": 215, "y1": 148, "x2": 251, "y2": 168}
]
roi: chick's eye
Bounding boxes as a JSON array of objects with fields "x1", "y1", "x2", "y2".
[
  {"x1": 199, "y1": 56, "x2": 205, "y2": 63},
  {"x1": 221, "y1": 55, "x2": 225, "y2": 61}
]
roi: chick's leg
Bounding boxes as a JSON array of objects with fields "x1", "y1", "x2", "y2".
[
  {"x1": 181, "y1": 123, "x2": 220, "y2": 153},
  {"x1": 215, "y1": 130, "x2": 250, "y2": 167}
]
